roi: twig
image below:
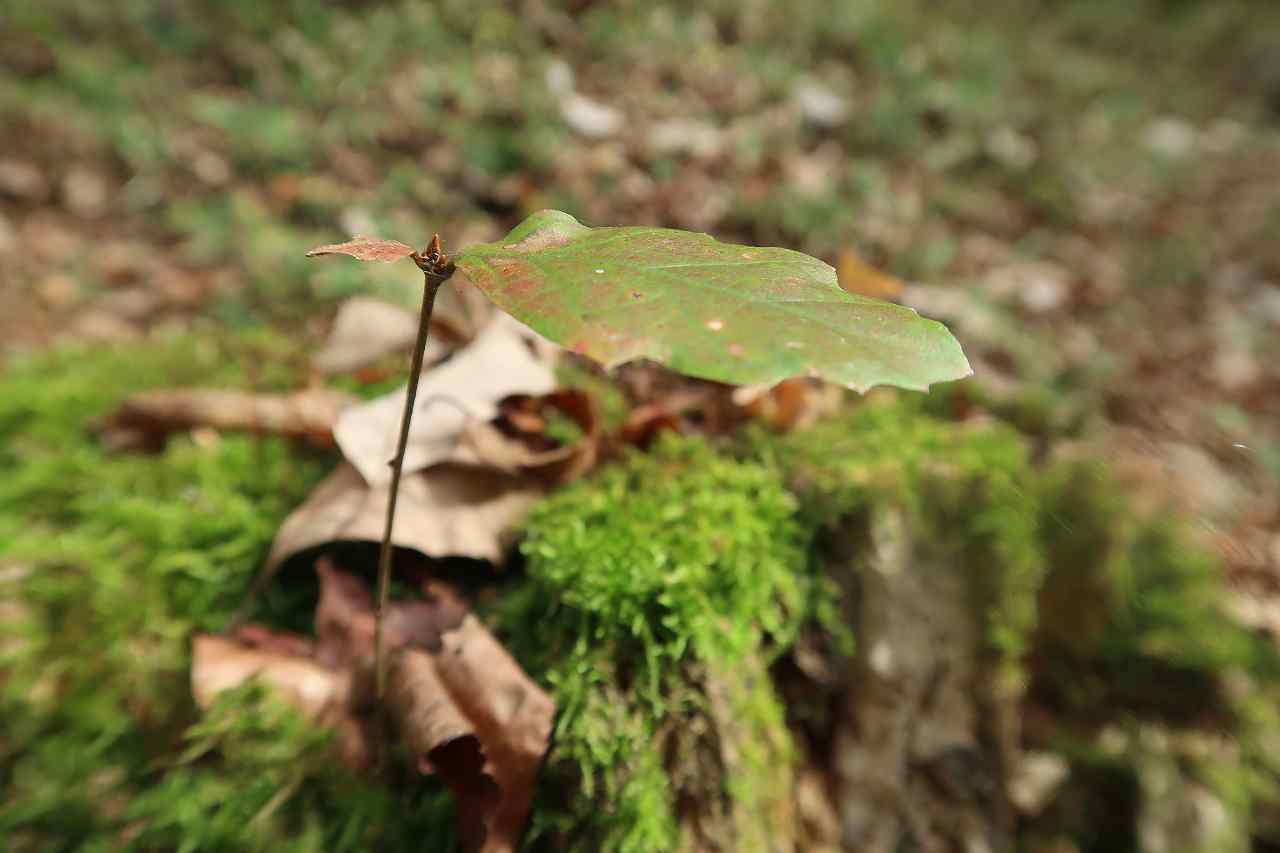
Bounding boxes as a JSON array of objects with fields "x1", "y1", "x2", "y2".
[{"x1": 374, "y1": 235, "x2": 455, "y2": 698}]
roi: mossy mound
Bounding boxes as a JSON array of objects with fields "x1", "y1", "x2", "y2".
[
  {"x1": 0, "y1": 340, "x2": 450, "y2": 852},
  {"x1": 2, "y1": 344, "x2": 1278, "y2": 851},
  {"x1": 500, "y1": 435, "x2": 812, "y2": 852}
]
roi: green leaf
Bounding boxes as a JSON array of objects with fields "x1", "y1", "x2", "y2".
[{"x1": 456, "y1": 210, "x2": 970, "y2": 392}]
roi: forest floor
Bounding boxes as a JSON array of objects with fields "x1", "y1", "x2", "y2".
[{"x1": 3, "y1": 1, "x2": 1280, "y2": 851}]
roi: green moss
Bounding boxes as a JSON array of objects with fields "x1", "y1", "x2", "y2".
[
  {"x1": 501, "y1": 434, "x2": 812, "y2": 852},
  {"x1": 1034, "y1": 460, "x2": 1280, "y2": 722},
  {"x1": 6, "y1": 351, "x2": 1277, "y2": 851},
  {"x1": 0, "y1": 339, "x2": 455, "y2": 852},
  {"x1": 750, "y1": 397, "x2": 1046, "y2": 688}
]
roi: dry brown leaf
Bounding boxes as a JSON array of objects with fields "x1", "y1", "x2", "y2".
[
  {"x1": 836, "y1": 249, "x2": 904, "y2": 300},
  {"x1": 100, "y1": 387, "x2": 356, "y2": 451},
  {"x1": 732, "y1": 378, "x2": 844, "y2": 432},
  {"x1": 620, "y1": 388, "x2": 720, "y2": 447},
  {"x1": 455, "y1": 389, "x2": 600, "y2": 484},
  {"x1": 333, "y1": 317, "x2": 557, "y2": 485},
  {"x1": 194, "y1": 561, "x2": 554, "y2": 852},
  {"x1": 191, "y1": 631, "x2": 377, "y2": 770},
  {"x1": 311, "y1": 557, "x2": 469, "y2": 669},
  {"x1": 264, "y1": 462, "x2": 543, "y2": 573},
  {"x1": 380, "y1": 581, "x2": 554, "y2": 852},
  {"x1": 312, "y1": 296, "x2": 451, "y2": 375},
  {"x1": 305, "y1": 236, "x2": 417, "y2": 263}
]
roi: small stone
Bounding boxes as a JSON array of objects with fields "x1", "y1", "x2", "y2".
[
  {"x1": 1143, "y1": 117, "x2": 1197, "y2": 159},
  {"x1": 986, "y1": 126, "x2": 1038, "y2": 170},
  {"x1": 37, "y1": 274, "x2": 81, "y2": 309},
  {"x1": 647, "y1": 119, "x2": 722, "y2": 158},
  {"x1": 67, "y1": 310, "x2": 140, "y2": 343},
  {"x1": 1201, "y1": 119, "x2": 1246, "y2": 155},
  {"x1": 561, "y1": 94, "x2": 623, "y2": 138},
  {"x1": 95, "y1": 287, "x2": 160, "y2": 322},
  {"x1": 1212, "y1": 349, "x2": 1260, "y2": 392},
  {"x1": 21, "y1": 215, "x2": 80, "y2": 262},
  {"x1": 1158, "y1": 441, "x2": 1247, "y2": 520},
  {"x1": 0, "y1": 158, "x2": 49, "y2": 201},
  {"x1": 794, "y1": 79, "x2": 849, "y2": 127},
  {"x1": 193, "y1": 150, "x2": 232, "y2": 186},
  {"x1": 62, "y1": 167, "x2": 110, "y2": 218},
  {"x1": 93, "y1": 241, "x2": 149, "y2": 284},
  {"x1": 544, "y1": 59, "x2": 574, "y2": 97},
  {"x1": 0, "y1": 212, "x2": 15, "y2": 254},
  {"x1": 1008, "y1": 751, "x2": 1070, "y2": 816},
  {"x1": 1252, "y1": 285, "x2": 1280, "y2": 327}
]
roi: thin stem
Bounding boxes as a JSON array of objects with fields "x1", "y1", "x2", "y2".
[{"x1": 374, "y1": 237, "x2": 454, "y2": 698}]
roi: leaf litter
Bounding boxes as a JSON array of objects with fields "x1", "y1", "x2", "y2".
[
  {"x1": 311, "y1": 295, "x2": 449, "y2": 375},
  {"x1": 332, "y1": 313, "x2": 558, "y2": 485},
  {"x1": 193, "y1": 558, "x2": 554, "y2": 853}
]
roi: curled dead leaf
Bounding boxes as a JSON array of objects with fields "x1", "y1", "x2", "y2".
[
  {"x1": 194, "y1": 561, "x2": 554, "y2": 853},
  {"x1": 836, "y1": 249, "x2": 905, "y2": 300},
  {"x1": 191, "y1": 631, "x2": 376, "y2": 770},
  {"x1": 732, "y1": 378, "x2": 844, "y2": 432},
  {"x1": 264, "y1": 462, "x2": 543, "y2": 574},
  {"x1": 99, "y1": 387, "x2": 355, "y2": 451},
  {"x1": 306, "y1": 236, "x2": 417, "y2": 263},
  {"x1": 333, "y1": 316, "x2": 557, "y2": 486},
  {"x1": 456, "y1": 389, "x2": 601, "y2": 484},
  {"x1": 313, "y1": 296, "x2": 451, "y2": 375}
]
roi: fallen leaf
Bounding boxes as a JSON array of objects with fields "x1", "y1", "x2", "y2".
[
  {"x1": 732, "y1": 378, "x2": 844, "y2": 431},
  {"x1": 313, "y1": 296, "x2": 450, "y2": 375},
  {"x1": 306, "y1": 236, "x2": 417, "y2": 263},
  {"x1": 194, "y1": 561, "x2": 555, "y2": 852},
  {"x1": 333, "y1": 317, "x2": 556, "y2": 485},
  {"x1": 836, "y1": 249, "x2": 904, "y2": 300},
  {"x1": 264, "y1": 462, "x2": 543, "y2": 573},
  {"x1": 432, "y1": 279, "x2": 499, "y2": 342},
  {"x1": 191, "y1": 631, "x2": 376, "y2": 770},
  {"x1": 619, "y1": 386, "x2": 740, "y2": 446},
  {"x1": 99, "y1": 387, "x2": 356, "y2": 451},
  {"x1": 387, "y1": 616, "x2": 554, "y2": 853},
  {"x1": 456, "y1": 389, "x2": 600, "y2": 483}
]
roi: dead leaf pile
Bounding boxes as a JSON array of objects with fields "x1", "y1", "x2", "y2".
[{"x1": 194, "y1": 559, "x2": 554, "y2": 852}]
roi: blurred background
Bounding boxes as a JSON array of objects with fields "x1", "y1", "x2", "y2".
[{"x1": 2, "y1": 1, "x2": 1280, "y2": 851}]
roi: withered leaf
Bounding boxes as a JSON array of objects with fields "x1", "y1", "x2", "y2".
[
  {"x1": 732, "y1": 377, "x2": 844, "y2": 431},
  {"x1": 836, "y1": 248, "x2": 905, "y2": 300},
  {"x1": 313, "y1": 296, "x2": 451, "y2": 375},
  {"x1": 333, "y1": 316, "x2": 556, "y2": 485},
  {"x1": 456, "y1": 389, "x2": 600, "y2": 484},
  {"x1": 99, "y1": 387, "x2": 356, "y2": 451},
  {"x1": 191, "y1": 631, "x2": 376, "y2": 770},
  {"x1": 193, "y1": 562, "x2": 554, "y2": 853},
  {"x1": 264, "y1": 462, "x2": 543, "y2": 573},
  {"x1": 305, "y1": 236, "x2": 417, "y2": 263}
]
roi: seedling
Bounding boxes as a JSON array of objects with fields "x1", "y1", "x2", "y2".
[{"x1": 307, "y1": 209, "x2": 971, "y2": 694}]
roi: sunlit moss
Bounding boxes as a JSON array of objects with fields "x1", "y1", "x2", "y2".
[
  {"x1": 0, "y1": 339, "x2": 453, "y2": 852},
  {"x1": 503, "y1": 435, "x2": 810, "y2": 852}
]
